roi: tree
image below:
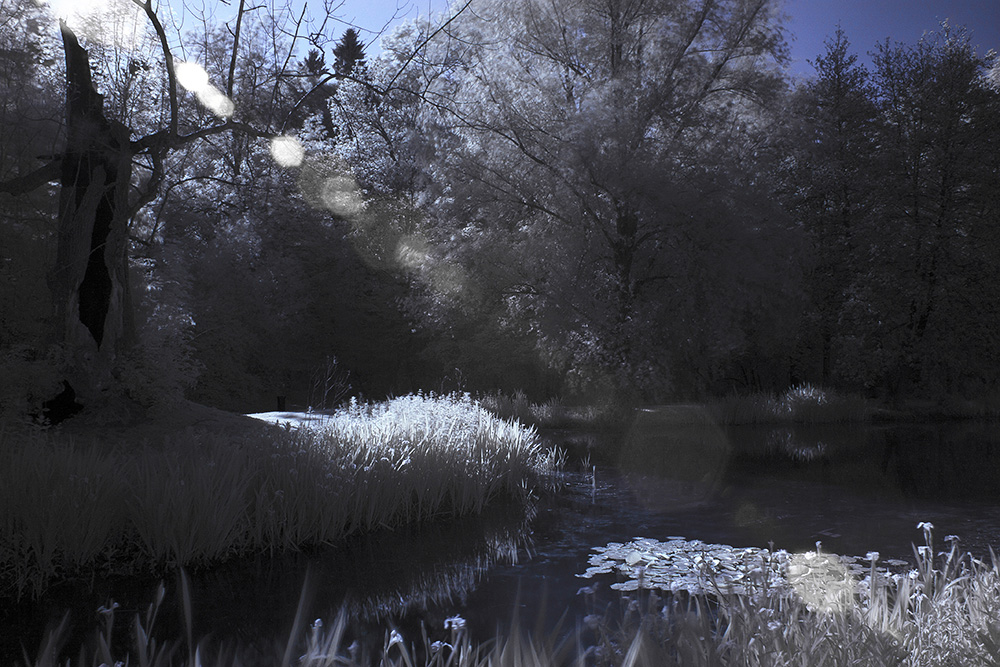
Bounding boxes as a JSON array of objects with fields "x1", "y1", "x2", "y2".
[
  {"x1": 304, "y1": 48, "x2": 327, "y2": 76},
  {"x1": 782, "y1": 28, "x2": 882, "y2": 387},
  {"x1": 349, "y1": 0, "x2": 793, "y2": 398},
  {"x1": 0, "y1": 0, "x2": 346, "y2": 413},
  {"x1": 782, "y1": 24, "x2": 1000, "y2": 397},
  {"x1": 332, "y1": 28, "x2": 366, "y2": 77},
  {"x1": 856, "y1": 26, "x2": 1000, "y2": 396}
]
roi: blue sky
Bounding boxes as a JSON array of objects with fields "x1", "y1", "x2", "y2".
[{"x1": 337, "y1": 0, "x2": 1000, "y2": 77}]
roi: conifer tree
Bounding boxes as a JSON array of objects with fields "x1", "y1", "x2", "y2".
[{"x1": 333, "y1": 28, "x2": 366, "y2": 77}]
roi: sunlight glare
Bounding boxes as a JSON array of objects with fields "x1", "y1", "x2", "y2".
[
  {"x1": 41, "y1": 0, "x2": 146, "y2": 52},
  {"x1": 45, "y1": 0, "x2": 106, "y2": 22},
  {"x1": 270, "y1": 136, "x2": 305, "y2": 168}
]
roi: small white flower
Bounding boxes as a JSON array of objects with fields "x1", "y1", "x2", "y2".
[
  {"x1": 865, "y1": 551, "x2": 880, "y2": 562},
  {"x1": 444, "y1": 615, "x2": 466, "y2": 630}
]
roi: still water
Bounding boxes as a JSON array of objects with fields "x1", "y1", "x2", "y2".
[{"x1": 7, "y1": 415, "x2": 1000, "y2": 660}]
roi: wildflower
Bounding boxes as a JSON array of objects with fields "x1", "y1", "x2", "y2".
[
  {"x1": 865, "y1": 551, "x2": 880, "y2": 562},
  {"x1": 387, "y1": 629, "x2": 405, "y2": 648},
  {"x1": 944, "y1": 534, "x2": 960, "y2": 543},
  {"x1": 444, "y1": 615, "x2": 466, "y2": 631},
  {"x1": 97, "y1": 602, "x2": 119, "y2": 615}
]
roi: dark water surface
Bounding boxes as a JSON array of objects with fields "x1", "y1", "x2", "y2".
[{"x1": 6, "y1": 416, "x2": 1000, "y2": 661}]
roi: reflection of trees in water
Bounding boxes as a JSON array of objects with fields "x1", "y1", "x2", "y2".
[
  {"x1": 878, "y1": 424, "x2": 1000, "y2": 500},
  {"x1": 728, "y1": 423, "x2": 1000, "y2": 502},
  {"x1": 616, "y1": 408, "x2": 731, "y2": 510},
  {"x1": 185, "y1": 501, "x2": 534, "y2": 660},
  {"x1": 336, "y1": 504, "x2": 531, "y2": 623}
]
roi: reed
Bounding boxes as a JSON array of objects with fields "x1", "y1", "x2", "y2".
[{"x1": 0, "y1": 394, "x2": 559, "y2": 599}]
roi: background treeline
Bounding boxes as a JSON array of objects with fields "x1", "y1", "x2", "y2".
[{"x1": 1, "y1": 0, "x2": 998, "y2": 415}]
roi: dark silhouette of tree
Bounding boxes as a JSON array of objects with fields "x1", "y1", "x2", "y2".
[
  {"x1": 785, "y1": 27, "x2": 881, "y2": 387},
  {"x1": 304, "y1": 48, "x2": 327, "y2": 75},
  {"x1": 333, "y1": 28, "x2": 366, "y2": 77}
]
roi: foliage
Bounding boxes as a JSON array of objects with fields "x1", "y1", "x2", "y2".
[
  {"x1": 477, "y1": 390, "x2": 633, "y2": 431},
  {"x1": 322, "y1": 0, "x2": 797, "y2": 400},
  {"x1": 782, "y1": 25, "x2": 1000, "y2": 397},
  {"x1": 2, "y1": 0, "x2": 999, "y2": 413}
]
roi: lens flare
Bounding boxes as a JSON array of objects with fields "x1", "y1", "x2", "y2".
[
  {"x1": 270, "y1": 136, "x2": 305, "y2": 168},
  {"x1": 173, "y1": 62, "x2": 234, "y2": 119},
  {"x1": 786, "y1": 550, "x2": 855, "y2": 613},
  {"x1": 174, "y1": 61, "x2": 210, "y2": 92},
  {"x1": 320, "y1": 175, "x2": 363, "y2": 216},
  {"x1": 198, "y1": 86, "x2": 235, "y2": 119}
]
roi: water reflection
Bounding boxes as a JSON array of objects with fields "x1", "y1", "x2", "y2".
[
  {"x1": 2, "y1": 502, "x2": 533, "y2": 665},
  {"x1": 728, "y1": 422, "x2": 1000, "y2": 502},
  {"x1": 616, "y1": 407, "x2": 730, "y2": 511}
]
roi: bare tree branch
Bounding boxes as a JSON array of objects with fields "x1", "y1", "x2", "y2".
[
  {"x1": 0, "y1": 160, "x2": 61, "y2": 195},
  {"x1": 226, "y1": 0, "x2": 247, "y2": 99}
]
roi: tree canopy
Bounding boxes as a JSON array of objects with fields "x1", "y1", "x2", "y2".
[{"x1": 1, "y1": 0, "x2": 999, "y2": 421}]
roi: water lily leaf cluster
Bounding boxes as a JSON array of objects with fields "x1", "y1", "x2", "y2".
[{"x1": 579, "y1": 537, "x2": 912, "y2": 604}]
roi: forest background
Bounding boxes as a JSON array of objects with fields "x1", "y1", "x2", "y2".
[{"x1": 1, "y1": 0, "x2": 999, "y2": 418}]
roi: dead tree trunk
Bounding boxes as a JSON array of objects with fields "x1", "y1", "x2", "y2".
[{"x1": 49, "y1": 23, "x2": 135, "y2": 406}]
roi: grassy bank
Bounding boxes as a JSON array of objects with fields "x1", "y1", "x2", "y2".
[
  {"x1": 0, "y1": 393, "x2": 559, "y2": 599},
  {"x1": 24, "y1": 526, "x2": 1000, "y2": 666}
]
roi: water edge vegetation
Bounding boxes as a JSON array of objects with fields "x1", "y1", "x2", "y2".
[
  {"x1": 0, "y1": 393, "x2": 560, "y2": 600},
  {"x1": 22, "y1": 525, "x2": 1000, "y2": 666}
]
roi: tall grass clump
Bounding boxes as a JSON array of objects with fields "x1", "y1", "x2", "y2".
[
  {"x1": 710, "y1": 383, "x2": 869, "y2": 424},
  {"x1": 0, "y1": 393, "x2": 560, "y2": 599}
]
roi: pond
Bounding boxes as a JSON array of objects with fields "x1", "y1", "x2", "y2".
[{"x1": 6, "y1": 412, "x2": 1000, "y2": 662}]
